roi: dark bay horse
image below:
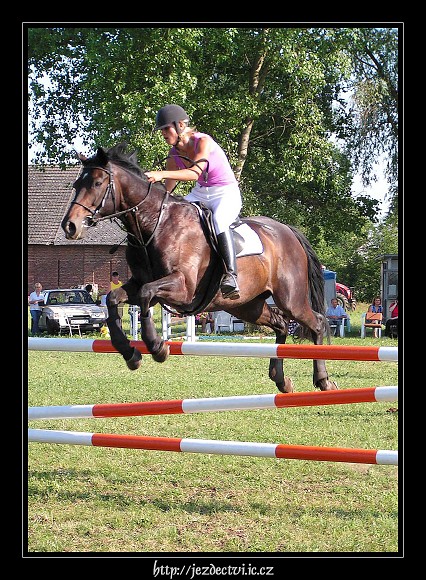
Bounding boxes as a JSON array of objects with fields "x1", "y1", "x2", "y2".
[{"x1": 61, "y1": 143, "x2": 336, "y2": 393}]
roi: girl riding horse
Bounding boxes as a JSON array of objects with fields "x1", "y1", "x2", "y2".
[{"x1": 145, "y1": 104, "x2": 242, "y2": 300}]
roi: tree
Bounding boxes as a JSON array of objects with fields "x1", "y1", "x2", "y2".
[
  {"x1": 332, "y1": 27, "x2": 399, "y2": 216},
  {"x1": 316, "y1": 215, "x2": 398, "y2": 302}
]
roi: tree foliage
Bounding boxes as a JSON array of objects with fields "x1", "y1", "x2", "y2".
[
  {"x1": 27, "y1": 25, "x2": 399, "y2": 296},
  {"x1": 332, "y1": 27, "x2": 399, "y2": 211}
]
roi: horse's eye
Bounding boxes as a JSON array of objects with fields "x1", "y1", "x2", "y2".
[{"x1": 95, "y1": 180, "x2": 103, "y2": 187}]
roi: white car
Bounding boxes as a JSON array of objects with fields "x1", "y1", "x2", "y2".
[{"x1": 38, "y1": 288, "x2": 107, "y2": 335}]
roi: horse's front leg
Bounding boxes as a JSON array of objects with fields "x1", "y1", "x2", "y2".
[
  {"x1": 232, "y1": 300, "x2": 294, "y2": 393},
  {"x1": 106, "y1": 286, "x2": 142, "y2": 370},
  {"x1": 255, "y1": 303, "x2": 294, "y2": 393},
  {"x1": 138, "y1": 272, "x2": 192, "y2": 364},
  {"x1": 139, "y1": 309, "x2": 169, "y2": 363}
]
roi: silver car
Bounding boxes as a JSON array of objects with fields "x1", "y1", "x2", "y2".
[{"x1": 38, "y1": 288, "x2": 107, "y2": 335}]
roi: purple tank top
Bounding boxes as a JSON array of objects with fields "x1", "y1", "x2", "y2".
[{"x1": 170, "y1": 132, "x2": 237, "y2": 187}]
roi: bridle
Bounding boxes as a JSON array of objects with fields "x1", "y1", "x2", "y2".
[
  {"x1": 71, "y1": 163, "x2": 167, "y2": 249},
  {"x1": 71, "y1": 165, "x2": 117, "y2": 225},
  {"x1": 71, "y1": 164, "x2": 155, "y2": 226}
]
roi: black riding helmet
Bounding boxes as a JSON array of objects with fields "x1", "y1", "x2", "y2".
[{"x1": 154, "y1": 104, "x2": 189, "y2": 134}]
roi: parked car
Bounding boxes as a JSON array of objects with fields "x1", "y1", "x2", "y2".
[{"x1": 38, "y1": 288, "x2": 107, "y2": 335}]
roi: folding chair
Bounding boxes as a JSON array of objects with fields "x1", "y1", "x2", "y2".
[
  {"x1": 360, "y1": 312, "x2": 383, "y2": 338},
  {"x1": 59, "y1": 315, "x2": 82, "y2": 338},
  {"x1": 339, "y1": 317, "x2": 351, "y2": 337}
]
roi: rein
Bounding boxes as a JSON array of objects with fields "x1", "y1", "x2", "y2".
[
  {"x1": 73, "y1": 163, "x2": 169, "y2": 249},
  {"x1": 161, "y1": 154, "x2": 210, "y2": 183},
  {"x1": 91, "y1": 181, "x2": 156, "y2": 225},
  {"x1": 73, "y1": 165, "x2": 155, "y2": 225}
]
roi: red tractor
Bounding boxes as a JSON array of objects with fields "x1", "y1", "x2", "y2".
[{"x1": 336, "y1": 282, "x2": 357, "y2": 311}]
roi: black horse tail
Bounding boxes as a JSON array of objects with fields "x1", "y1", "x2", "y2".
[
  {"x1": 286, "y1": 225, "x2": 325, "y2": 314},
  {"x1": 287, "y1": 225, "x2": 329, "y2": 341}
]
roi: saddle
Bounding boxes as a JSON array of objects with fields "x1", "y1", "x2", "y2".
[{"x1": 191, "y1": 202, "x2": 263, "y2": 258}]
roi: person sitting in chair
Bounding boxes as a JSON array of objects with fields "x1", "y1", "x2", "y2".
[
  {"x1": 325, "y1": 298, "x2": 348, "y2": 337},
  {"x1": 385, "y1": 298, "x2": 398, "y2": 338},
  {"x1": 367, "y1": 296, "x2": 383, "y2": 338}
]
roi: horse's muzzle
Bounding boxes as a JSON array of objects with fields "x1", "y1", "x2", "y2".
[
  {"x1": 62, "y1": 218, "x2": 81, "y2": 240},
  {"x1": 61, "y1": 215, "x2": 94, "y2": 240}
]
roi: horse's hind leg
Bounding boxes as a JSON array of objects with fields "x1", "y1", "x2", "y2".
[
  {"x1": 300, "y1": 312, "x2": 338, "y2": 391},
  {"x1": 269, "y1": 335, "x2": 294, "y2": 394},
  {"x1": 268, "y1": 297, "x2": 337, "y2": 391},
  {"x1": 262, "y1": 307, "x2": 294, "y2": 393},
  {"x1": 313, "y1": 357, "x2": 338, "y2": 391},
  {"x1": 236, "y1": 300, "x2": 294, "y2": 393}
]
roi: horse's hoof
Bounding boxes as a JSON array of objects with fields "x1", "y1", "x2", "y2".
[
  {"x1": 276, "y1": 377, "x2": 294, "y2": 393},
  {"x1": 315, "y1": 379, "x2": 338, "y2": 391},
  {"x1": 151, "y1": 342, "x2": 170, "y2": 363},
  {"x1": 125, "y1": 347, "x2": 142, "y2": 370}
]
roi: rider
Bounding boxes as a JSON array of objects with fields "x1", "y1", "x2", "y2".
[{"x1": 144, "y1": 104, "x2": 242, "y2": 300}]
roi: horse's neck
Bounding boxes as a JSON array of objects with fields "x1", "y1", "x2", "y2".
[{"x1": 117, "y1": 171, "x2": 166, "y2": 236}]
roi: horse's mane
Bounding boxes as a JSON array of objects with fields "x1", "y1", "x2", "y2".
[
  {"x1": 85, "y1": 142, "x2": 181, "y2": 197},
  {"x1": 87, "y1": 142, "x2": 147, "y2": 179},
  {"x1": 108, "y1": 142, "x2": 146, "y2": 177}
]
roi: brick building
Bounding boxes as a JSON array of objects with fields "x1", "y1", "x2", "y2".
[{"x1": 27, "y1": 165, "x2": 130, "y2": 295}]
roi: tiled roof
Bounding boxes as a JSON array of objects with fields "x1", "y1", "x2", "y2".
[{"x1": 28, "y1": 165, "x2": 125, "y2": 246}]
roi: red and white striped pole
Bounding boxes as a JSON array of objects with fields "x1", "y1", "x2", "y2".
[
  {"x1": 28, "y1": 338, "x2": 398, "y2": 362},
  {"x1": 28, "y1": 386, "x2": 398, "y2": 421},
  {"x1": 28, "y1": 429, "x2": 398, "y2": 465}
]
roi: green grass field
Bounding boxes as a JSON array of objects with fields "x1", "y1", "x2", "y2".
[{"x1": 27, "y1": 304, "x2": 399, "y2": 555}]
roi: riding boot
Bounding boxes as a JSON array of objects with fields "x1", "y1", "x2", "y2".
[{"x1": 217, "y1": 229, "x2": 240, "y2": 300}]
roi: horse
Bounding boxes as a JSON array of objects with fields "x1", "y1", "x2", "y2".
[{"x1": 61, "y1": 143, "x2": 337, "y2": 393}]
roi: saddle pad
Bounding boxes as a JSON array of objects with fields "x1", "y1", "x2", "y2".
[{"x1": 233, "y1": 223, "x2": 263, "y2": 257}]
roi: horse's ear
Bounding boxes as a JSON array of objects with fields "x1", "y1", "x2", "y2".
[
  {"x1": 74, "y1": 148, "x2": 87, "y2": 162},
  {"x1": 96, "y1": 147, "x2": 109, "y2": 165},
  {"x1": 111, "y1": 142, "x2": 128, "y2": 157},
  {"x1": 128, "y1": 150, "x2": 138, "y2": 165}
]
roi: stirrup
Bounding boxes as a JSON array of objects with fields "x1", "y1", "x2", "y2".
[
  {"x1": 220, "y1": 274, "x2": 240, "y2": 300},
  {"x1": 222, "y1": 288, "x2": 240, "y2": 300}
]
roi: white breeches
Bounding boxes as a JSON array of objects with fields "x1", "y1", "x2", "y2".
[{"x1": 185, "y1": 183, "x2": 242, "y2": 234}]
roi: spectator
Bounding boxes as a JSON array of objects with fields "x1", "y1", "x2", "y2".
[
  {"x1": 85, "y1": 283, "x2": 100, "y2": 304},
  {"x1": 28, "y1": 282, "x2": 44, "y2": 335},
  {"x1": 110, "y1": 272, "x2": 123, "y2": 291},
  {"x1": 366, "y1": 297, "x2": 383, "y2": 338},
  {"x1": 110, "y1": 272, "x2": 124, "y2": 329},
  {"x1": 385, "y1": 298, "x2": 398, "y2": 338},
  {"x1": 197, "y1": 312, "x2": 214, "y2": 334},
  {"x1": 325, "y1": 298, "x2": 348, "y2": 337}
]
